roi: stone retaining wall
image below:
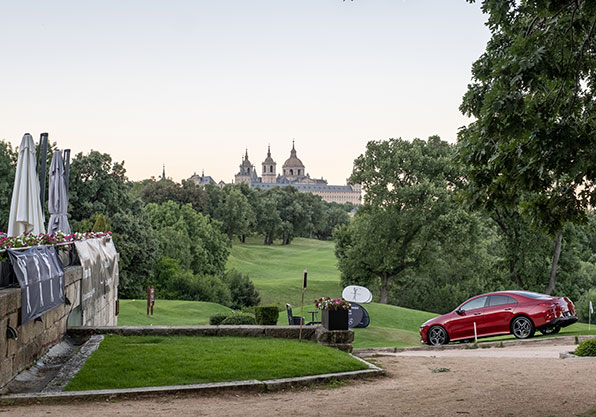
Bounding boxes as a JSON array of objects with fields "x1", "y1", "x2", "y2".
[
  {"x1": 68, "y1": 325, "x2": 354, "y2": 352},
  {"x1": 0, "y1": 265, "x2": 117, "y2": 388}
]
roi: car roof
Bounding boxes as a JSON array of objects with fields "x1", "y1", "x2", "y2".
[{"x1": 473, "y1": 290, "x2": 553, "y2": 299}]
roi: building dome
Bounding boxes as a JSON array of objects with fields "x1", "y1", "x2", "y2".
[{"x1": 282, "y1": 142, "x2": 305, "y2": 169}]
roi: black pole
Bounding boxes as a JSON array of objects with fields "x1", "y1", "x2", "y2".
[
  {"x1": 63, "y1": 149, "x2": 71, "y2": 193},
  {"x1": 39, "y1": 133, "x2": 48, "y2": 211}
]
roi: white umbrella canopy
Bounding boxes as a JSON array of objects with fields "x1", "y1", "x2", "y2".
[
  {"x1": 7, "y1": 133, "x2": 46, "y2": 237},
  {"x1": 47, "y1": 149, "x2": 71, "y2": 234}
]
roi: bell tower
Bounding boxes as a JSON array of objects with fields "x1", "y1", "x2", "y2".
[{"x1": 261, "y1": 145, "x2": 277, "y2": 183}]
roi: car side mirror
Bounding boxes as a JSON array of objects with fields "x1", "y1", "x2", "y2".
[{"x1": 455, "y1": 309, "x2": 464, "y2": 315}]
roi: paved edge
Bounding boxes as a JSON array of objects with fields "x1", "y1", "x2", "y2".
[
  {"x1": 0, "y1": 355, "x2": 383, "y2": 405},
  {"x1": 353, "y1": 335, "x2": 596, "y2": 356}
]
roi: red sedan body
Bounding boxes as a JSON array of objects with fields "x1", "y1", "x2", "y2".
[{"x1": 419, "y1": 291, "x2": 577, "y2": 345}]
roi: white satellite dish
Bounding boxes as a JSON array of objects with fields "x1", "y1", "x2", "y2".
[{"x1": 342, "y1": 285, "x2": 373, "y2": 304}]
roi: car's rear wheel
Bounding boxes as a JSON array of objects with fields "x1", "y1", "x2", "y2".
[
  {"x1": 428, "y1": 325, "x2": 449, "y2": 346},
  {"x1": 511, "y1": 316, "x2": 535, "y2": 339},
  {"x1": 540, "y1": 326, "x2": 560, "y2": 335}
]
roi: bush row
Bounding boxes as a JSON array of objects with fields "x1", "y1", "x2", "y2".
[{"x1": 209, "y1": 305, "x2": 280, "y2": 326}]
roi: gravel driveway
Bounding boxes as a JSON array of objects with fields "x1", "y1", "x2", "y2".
[{"x1": 3, "y1": 341, "x2": 595, "y2": 417}]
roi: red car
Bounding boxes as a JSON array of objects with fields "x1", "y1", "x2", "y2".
[{"x1": 419, "y1": 291, "x2": 577, "y2": 346}]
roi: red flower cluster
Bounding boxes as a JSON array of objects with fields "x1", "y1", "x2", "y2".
[{"x1": 314, "y1": 297, "x2": 351, "y2": 311}]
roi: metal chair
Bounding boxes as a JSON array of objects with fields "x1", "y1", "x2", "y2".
[{"x1": 286, "y1": 303, "x2": 304, "y2": 325}]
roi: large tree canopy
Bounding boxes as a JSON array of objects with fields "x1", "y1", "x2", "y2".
[
  {"x1": 458, "y1": 0, "x2": 596, "y2": 233},
  {"x1": 336, "y1": 136, "x2": 459, "y2": 303}
]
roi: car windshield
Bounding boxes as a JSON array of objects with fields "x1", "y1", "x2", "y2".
[{"x1": 508, "y1": 291, "x2": 551, "y2": 299}]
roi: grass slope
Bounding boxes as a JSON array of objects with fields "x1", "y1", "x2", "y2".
[
  {"x1": 65, "y1": 335, "x2": 368, "y2": 390},
  {"x1": 117, "y1": 300, "x2": 231, "y2": 326},
  {"x1": 227, "y1": 237, "x2": 342, "y2": 307},
  {"x1": 119, "y1": 236, "x2": 596, "y2": 348}
]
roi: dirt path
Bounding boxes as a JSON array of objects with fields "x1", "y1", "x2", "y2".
[{"x1": 3, "y1": 345, "x2": 596, "y2": 417}]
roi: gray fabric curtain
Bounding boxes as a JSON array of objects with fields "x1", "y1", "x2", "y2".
[
  {"x1": 7, "y1": 246, "x2": 65, "y2": 324},
  {"x1": 47, "y1": 149, "x2": 71, "y2": 234}
]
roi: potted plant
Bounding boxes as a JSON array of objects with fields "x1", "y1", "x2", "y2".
[{"x1": 314, "y1": 297, "x2": 351, "y2": 330}]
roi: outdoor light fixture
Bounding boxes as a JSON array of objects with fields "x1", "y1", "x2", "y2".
[{"x1": 6, "y1": 325, "x2": 18, "y2": 340}]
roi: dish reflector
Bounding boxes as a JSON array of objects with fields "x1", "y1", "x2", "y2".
[{"x1": 342, "y1": 285, "x2": 373, "y2": 303}]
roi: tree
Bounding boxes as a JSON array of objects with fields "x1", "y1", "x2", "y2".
[
  {"x1": 215, "y1": 186, "x2": 255, "y2": 244},
  {"x1": 458, "y1": 0, "x2": 596, "y2": 293},
  {"x1": 336, "y1": 136, "x2": 458, "y2": 303},
  {"x1": 69, "y1": 151, "x2": 158, "y2": 298},
  {"x1": 144, "y1": 201, "x2": 229, "y2": 276},
  {"x1": 137, "y1": 178, "x2": 209, "y2": 214},
  {"x1": 0, "y1": 141, "x2": 16, "y2": 232},
  {"x1": 254, "y1": 193, "x2": 282, "y2": 245}
]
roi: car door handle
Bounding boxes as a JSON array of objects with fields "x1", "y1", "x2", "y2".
[
  {"x1": 504, "y1": 307, "x2": 512, "y2": 311},
  {"x1": 474, "y1": 312, "x2": 482, "y2": 315}
]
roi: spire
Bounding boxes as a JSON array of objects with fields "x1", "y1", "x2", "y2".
[
  {"x1": 201, "y1": 169, "x2": 204, "y2": 178},
  {"x1": 161, "y1": 164, "x2": 166, "y2": 180},
  {"x1": 267, "y1": 144, "x2": 271, "y2": 157},
  {"x1": 245, "y1": 148, "x2": 249, "y2": 160},
  {"x1": 291, "y1": 139, "x2": 297, "y2": 157}
]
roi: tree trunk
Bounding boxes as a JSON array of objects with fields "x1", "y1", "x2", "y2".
[
  {"x1": 379, "y1": 274, "x2": 389, "y2": 304},
  {"x1": 509, "y1": 259, "x2": 525, "y2": 289},
  {"x1": 545, "y1": 230, "x2": 563, "y2": 295}
]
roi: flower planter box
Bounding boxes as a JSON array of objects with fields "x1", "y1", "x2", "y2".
[{"x1": 321, "y1": 309, "x2": 349, "y2": 331}]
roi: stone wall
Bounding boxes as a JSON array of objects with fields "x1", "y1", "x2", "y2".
[{"x1": 0, "y1": 265, "x2": 117, "y2": 388}]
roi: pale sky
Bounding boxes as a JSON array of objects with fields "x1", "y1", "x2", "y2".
[{"x1": 0, "y1": 1, "x2": 490, "y2": 185}]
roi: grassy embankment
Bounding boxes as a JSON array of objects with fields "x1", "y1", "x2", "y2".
[
  {"x1": 65, "y1": 335, "x2": 368, "y2": 391},
  {"x1": 120, "y1": 236, "x2": 596, "y2": 348}
]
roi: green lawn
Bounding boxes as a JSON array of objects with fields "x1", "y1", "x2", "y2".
[
  {"x1": 118, "y1": 299, "x2": 231, "y2": 326},
  {"x1": 65, "y1": 335, "x2": 368, "y2": 391},
  {"x1": 118, "y1": 236, "x2": 596, "y2": 348},
  {"x1": 227, "y1": 237, "x2": 342, "y2": 307}
]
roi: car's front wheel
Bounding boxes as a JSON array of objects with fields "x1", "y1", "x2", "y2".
[
  {"x1": 511, "y1": 316, "x2": 535, "y2": 339},
  {"x1": 427, "y1": 325, "x2": 449, "y2": 346},
  {"x1": 540, "y1": 326, "x2": 560, "y2": 335}
]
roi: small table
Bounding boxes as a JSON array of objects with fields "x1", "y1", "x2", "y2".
[{"x1": 307, "y1": 311, "x2": 321, "y2": 325}]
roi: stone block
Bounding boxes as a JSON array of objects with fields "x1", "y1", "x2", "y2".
[
  {"x1": 0, "y1": 288, "x2": 20, "y2": 317},
  {"x1": 13, "y1": 338, "x2": 41, "y2": 375},
  {"x1": 0, "y1": 357, "x2": 13, "y2": 388},
  {"x1": 65, "y1": 279, "x2": 81, "y2": 309},
  {"x1": 321, "y1": 343, "x2": 353, "y2": 353},
  {"x1": 19, "y1": 318, "x2": 44, "y2": 345},
  {"x1": 64, "y1": 266, "x2": 82, "y2": 286},
  {"x1": 316, "y1": 328, "x2": 354, "y2": 344},
  {"x1": 41, "y1": 324, "x2": 61, "y2": 348},
  {"x1": 0, "y1": 317, "x2": 7, "y2": 351},
  {"x1": 6, "y1": 337, "x2": 17, "y2": 358}
]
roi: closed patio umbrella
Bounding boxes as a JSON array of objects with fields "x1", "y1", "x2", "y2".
[
  {"x1": 47, "y1": 149, "x2": 70, "y2": 234},
  {"x1": 7, "y1": 133, "x2": 45, "y2": 237}
]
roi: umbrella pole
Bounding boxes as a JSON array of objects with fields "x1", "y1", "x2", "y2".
[
  {"x1": 63, "y1": 149, "x2": 71, "y2": 193},
  {"x1": 39, "y1": 133, "x2": 49, "y2": 210}
]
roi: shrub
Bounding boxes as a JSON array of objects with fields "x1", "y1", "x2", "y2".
[
  {"x1": 574, "y1": 338, "x2": 596, "y2": 357},
  {"x1": 255, "y1": 306, "x2": 279, "y2": 325},
  {"x1": 220, "y1": 313, "x2": 256, "y2": 325},
  {"x1": 161, "y1": 270, "x2": 232, "y2": 306},
  {"x1": 576, "y1": 288, "x2": 596, "y2": 322},
  {"x1": 222, "y1": 269, "x2": 260, "y2": 309},
  {"x1": 209, "y1": 312, "x2": 231, "y2": 325}
]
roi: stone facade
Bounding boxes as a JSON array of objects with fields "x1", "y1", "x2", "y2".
[
  {"x1": 0, "y1": 264, "x2": 117, "y2": 389},
  {"x1": 243, "y1": 143, "x2": 362, "y2": 205}
]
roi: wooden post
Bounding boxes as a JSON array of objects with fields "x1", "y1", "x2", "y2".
[
  {"x1": 299, "y1": 269, "x2": 307, "y2": 341},
  {"x1": 147, "y1": 286, "x2": 155, "y2": 316}
]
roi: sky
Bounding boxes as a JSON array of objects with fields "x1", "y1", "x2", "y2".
[{"x1": 0, "y1": 1, "x2": 490, "y2": 185}]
